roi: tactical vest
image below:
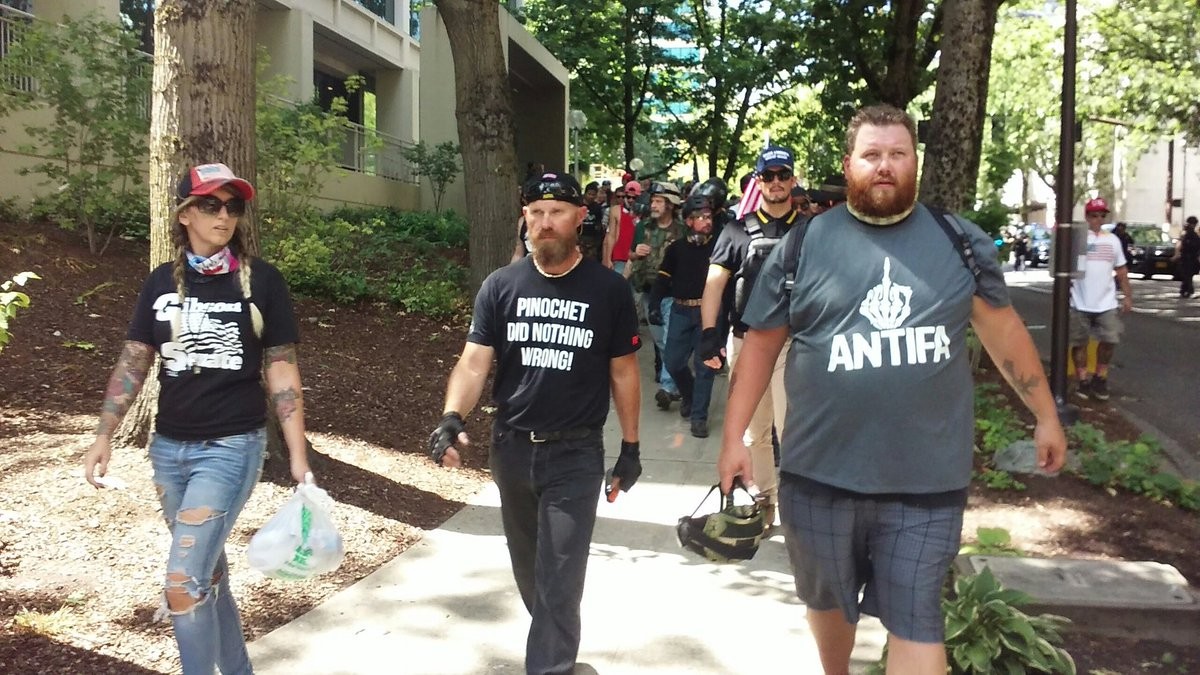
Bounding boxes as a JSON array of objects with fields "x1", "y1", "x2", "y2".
[{"x1": 732, "y1": 208, "x2": 800, "y2": 318}]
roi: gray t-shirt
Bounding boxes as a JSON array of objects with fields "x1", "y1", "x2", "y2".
[{"x1": 742, "y1": 203, "x2": 1010, "y2": 494}]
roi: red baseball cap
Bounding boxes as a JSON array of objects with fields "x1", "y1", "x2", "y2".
[
  {"x1": 1084, "y1": 197, "x2": 1110, "y2": 214},
  {"x1": 176, "y1": 163, "x2": 255, "y2": 203},
  {"x1": 623, "y1": 180, "x2": 642, "y2": 196}
]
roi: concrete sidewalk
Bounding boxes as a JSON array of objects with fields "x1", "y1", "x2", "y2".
[{"x1": 248, "y1": 346, "x2": 887, "y2": 674}]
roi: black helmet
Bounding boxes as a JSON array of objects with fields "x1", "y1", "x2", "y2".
[
  {"x1": 676, "y1": 483, "x2": 765, "y2": 563},
  {"x1": 682, "y1": 193, "x2": 713, "y2": 218},
  {"x1": 692, "y1": 177, "x2": 729, "y2": 211}
]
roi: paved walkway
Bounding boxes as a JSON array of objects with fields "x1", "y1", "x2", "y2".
[{"x1": 248, "y1": 345, "x2": 887, "y2": 674}]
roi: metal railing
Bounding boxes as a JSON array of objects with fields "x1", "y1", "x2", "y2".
[
  {"x1": 339, "y1": 120, "x2": 419, "y2": 184},
  {"x1": 0, "y1": 4, "x2": 36, "y2": 94}
]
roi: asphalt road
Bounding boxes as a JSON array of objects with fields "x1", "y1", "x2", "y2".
[{"x1": 1004, "y1": 268, "x2": 1200, "y2": 476}]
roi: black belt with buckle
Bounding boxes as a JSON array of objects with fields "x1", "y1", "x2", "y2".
[{"x1": 528, "y1": 427, "x2": 597, "y2": 443}]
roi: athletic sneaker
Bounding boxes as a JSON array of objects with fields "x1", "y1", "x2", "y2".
[
  {"x1": 1074, "y1": 378, "x2": 1091, "y2": 400},
  {"x1": 654, "y1": 388, "x2": 672, "y2": 410},
  {"x1": 1090, "y1": 377, "x2": 1110, "y2": 401}
]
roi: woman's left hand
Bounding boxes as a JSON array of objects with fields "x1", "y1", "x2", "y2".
[{"x1": 290, "y1": 456, "x2": 313, "y2": 485}]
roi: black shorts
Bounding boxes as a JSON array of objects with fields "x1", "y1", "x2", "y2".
[{"x1": 779, "y1": 473, "x2": 965, "y2": 643}]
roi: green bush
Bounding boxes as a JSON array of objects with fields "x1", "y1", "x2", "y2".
[
  {"x1": 867, "y1": 568, "x2": 1075, "y2": 675},
  {"x1": 260, "y1": 207, "x2": 469, "y2": 318},
  {"x1": 1069, "y1": 424, "x2": 1200, "y2": 511},
  {"x1": 0, "y1": 197, "x2": 24, "y2": 223}
]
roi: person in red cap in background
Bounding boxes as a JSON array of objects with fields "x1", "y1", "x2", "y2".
[
  {"x1": 83, "y1": 162, "x2": 313, "y2": 674},
  {"x1": 1070, "y1": 196, "x2": 1133, "y2": 401},
  {"x1": 604, "y1": 179, "x2": 641, "y2": 275}
]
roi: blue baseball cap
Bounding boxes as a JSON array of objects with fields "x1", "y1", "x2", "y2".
[{"x1": 755, "y1": 145, "x2": 794, "y2": 173}]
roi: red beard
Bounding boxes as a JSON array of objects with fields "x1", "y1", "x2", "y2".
[{"x1": 846, "y1": 170, "x2": 917, "y2": 219}]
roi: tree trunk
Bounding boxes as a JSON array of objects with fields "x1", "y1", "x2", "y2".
[
  {"x1": 435, "y1": 0, "x2": 521, "y2": 291},
  {"x1": 918, "y1": 0, "x2": 1002, "y2": 212},
  {"x1": 114, "y1": 0, "x2": 259, "y2": 447}
]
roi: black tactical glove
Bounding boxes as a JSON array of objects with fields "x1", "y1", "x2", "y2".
[
  {"x1": 699, "y1": 327, "x2": 725, "y2": 369},
  {"x1": 647, "y1": 303, "x2": 664, "y2": 326},
  {"x1": 606, "y1": 440, "x2": 643, "y2": 500},
  {"x1": 428, "y1": 412, "x2": 465, "y2": 466}
]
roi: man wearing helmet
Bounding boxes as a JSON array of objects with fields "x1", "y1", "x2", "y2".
[
  {"x1": 629, "y1": 181, "x2": 685, "y2": 409},
  {"x1": 1071, "y1": 197, "x2": 1133, "y2": 401},
  {"x1": 648, "y1": 193, "x2": 720, "y2": 438},
  {"x1": 428, "y1": 172, "x2": 644, "y2": 675}
]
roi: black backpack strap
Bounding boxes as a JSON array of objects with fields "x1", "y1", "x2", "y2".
[
  {"x1": 927, "y1": 205, "x2": 982, "y2": 282},
  {"x1": 781, "y1": 220, "x2": 809, "y2": 296}
]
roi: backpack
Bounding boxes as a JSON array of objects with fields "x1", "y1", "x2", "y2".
[
  {"x1": 781, "y1": 204, "x2": 982, "y2": 301},
  {"x1": 732, "y1": 209, "x2": 802, "y2": 318}
]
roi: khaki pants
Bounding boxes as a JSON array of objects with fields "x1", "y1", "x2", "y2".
[{"x1": 726, "y1": 333, "x2": 789, "y2": 504}]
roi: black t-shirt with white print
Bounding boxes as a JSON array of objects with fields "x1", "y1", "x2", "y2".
[
  {"x1": 127, "y1": 259, "x2": 300, "y2": 440},
  {"x1": 467, "y1": 256, "x2": 640, "y2": 432}
]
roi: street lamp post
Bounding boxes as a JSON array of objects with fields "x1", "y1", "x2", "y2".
[
  {"x1": 1050, "y1": 0, "x2": 1079, "y2": 425},
  {"x1": 569, "y1": 109, "x2": 587, "y2": 179}
]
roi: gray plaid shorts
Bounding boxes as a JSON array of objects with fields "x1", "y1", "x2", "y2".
[{"x1": 779, "y1": 473, "x2": 965, "y2": 643}]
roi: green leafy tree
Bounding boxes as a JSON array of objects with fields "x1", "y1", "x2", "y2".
[
  {"x1": 0, "y1": 13, "x2": 150, "y2": 255},
  {"x1": 402, "y1": 141, "x2": 462, "y2": 213},
  {"x1": 524, "y1": 0, "x2": 690, "y2": 167},
  {"x1": 797, "y1": 0, "x2": 944, "y2": 111},
  {"x1": 670, "y1": 0, "x2": 808, "y2": 182},
  {"x1": 256, "y1": 53, "x2": 365, "y2": 218},
  {"x1": 1092, "y1": 0, "x2": 1200, "y2": 142}
]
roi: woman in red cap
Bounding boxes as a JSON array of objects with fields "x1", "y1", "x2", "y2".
[{"x1": 83, "y1": 163, "x2": 313, "y2": 674}]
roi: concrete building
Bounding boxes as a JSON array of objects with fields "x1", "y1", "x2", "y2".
[
  {"x1": 417, "y1": 5, "x2": 568, "y2": 214},
  {"x1": 0, "y1": 0, "x2": 567, "y2": 214}
]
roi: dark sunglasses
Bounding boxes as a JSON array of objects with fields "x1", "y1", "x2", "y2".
[
  {"x1": 193, "y1": 195, "x2": 246, "y2": 216},
  {"x1": 759, "y1": 170, "x2": 793, "y2": 183}
]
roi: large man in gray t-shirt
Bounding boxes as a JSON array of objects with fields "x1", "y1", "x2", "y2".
[{"x1": 717, "y1": 104, "x2": 1067, "y2": 675}]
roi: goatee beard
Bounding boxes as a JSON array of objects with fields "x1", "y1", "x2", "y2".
[
  {"x1": 847, "y1": 173, "x2": 917, "y2": 220},
  {"x1": 532, "y1": 236, "x2": 575, "y2": 267},
  {"x1": 762, "y1": 192, "x2": 790, "y2": 205}
]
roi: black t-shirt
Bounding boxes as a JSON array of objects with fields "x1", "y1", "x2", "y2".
[
  {"x1": 653, "y1": 235, "x2": 716, "y2": 302},
  {"x1": 467, "y1": 257, "x2": 641, "y2": 431},
  {"x1": 127, "y1": 259, "x2": 300, "y2": 440},
  {"x1": 579, "y1": 203, "x2": 606, "y2": 261}
]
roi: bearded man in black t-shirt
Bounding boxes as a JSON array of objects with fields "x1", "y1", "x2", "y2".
[{"x1": 428, "y1": 172, "x2": 643, "y2": 675}]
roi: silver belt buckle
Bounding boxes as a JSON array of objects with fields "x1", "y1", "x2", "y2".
[{"x1": 529, "y1": 431, "x2": 545, "y2": 443}]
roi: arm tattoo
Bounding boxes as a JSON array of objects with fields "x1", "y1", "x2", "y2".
[
  {"x1": 95, "y1": 341, "x2": 155, "y2": 437},
  {"x1": 264, "y1": 344, "x2": 298, "y2": 366},
  {"x1": 270, "y1": 386, "x2": 301, "y2": 423},
  {"x1": 1001, "y1": 358, "x2": 1039, "y2": 401}
]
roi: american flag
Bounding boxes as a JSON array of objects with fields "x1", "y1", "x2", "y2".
[{"x1": 735, "y1": 174, "x2": 762, "y2": 220}]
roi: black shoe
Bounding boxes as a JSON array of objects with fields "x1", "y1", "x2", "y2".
[
  {"x1": 654, "y1": 389, "x2": 672, "y2": 410},
  {"x1": 1091, "y1": 377, "x2": 1109, "y2": 401},
  {"x1": 690, "y1": 419, "x2": 709, "y2": 438},
  {"x1": 1074, "y1": 378, "x2": 1091, "y2": 400},
  {"x1": 670, "y1": 391, "x2": 682, "y2": 401},
  {"x1": 680, "y1": 399, "x2": 692, "y2": 418}
]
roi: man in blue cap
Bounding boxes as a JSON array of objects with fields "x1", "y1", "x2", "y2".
[{"x1": 699, "y1": 145, "x2": 802, "y2": 527}]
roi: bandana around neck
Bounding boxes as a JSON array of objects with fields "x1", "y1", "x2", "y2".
[{"x1": 187, "y1": 247, "x2": 239, "y2": 275}]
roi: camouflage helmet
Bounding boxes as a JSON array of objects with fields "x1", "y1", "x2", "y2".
[{"x1": 676, "y1": 483, "x2": 765, "y2": 563}]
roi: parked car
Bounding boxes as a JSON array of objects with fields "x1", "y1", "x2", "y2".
[
  {"x1": 1125, "y1": 223, "x2": 1177, "y2": 279},
  {"x1": 1027, "y1": 227, "x2": 1052, "y2": 268}
]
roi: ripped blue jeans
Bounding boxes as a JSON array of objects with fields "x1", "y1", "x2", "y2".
[{"x1": 149, "y1": 427, "x2": 266, "y2": 675}]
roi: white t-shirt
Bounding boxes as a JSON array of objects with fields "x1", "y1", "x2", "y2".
[{"x1": 1070, "y1": 230, "x2": 1126, "y2": 312}]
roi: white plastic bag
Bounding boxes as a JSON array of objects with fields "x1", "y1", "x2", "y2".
[{"x1": 247, "y1": 474, "x2": 345, "y2": 580}]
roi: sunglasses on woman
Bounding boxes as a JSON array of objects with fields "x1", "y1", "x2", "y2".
[{"x1": 193, "y1": 195, "x2": 247, "y2": 216}]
